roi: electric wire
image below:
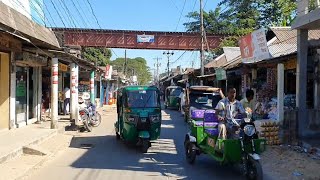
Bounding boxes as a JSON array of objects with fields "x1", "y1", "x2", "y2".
[{"x1": 50, "y1": 0, "x2": 67, "y2": 27}]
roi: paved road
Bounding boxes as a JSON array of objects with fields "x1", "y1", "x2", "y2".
[{"x1": 27, "y1": 108, "x2": 252, "y2": 180}]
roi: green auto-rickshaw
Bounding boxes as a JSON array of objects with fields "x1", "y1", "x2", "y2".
[
  {"x1": 164, "y1": 86, "x2": 183, "y2": 110},
  {"x1": 115, "y1": 86, "x2": 162, "y2": 153}
]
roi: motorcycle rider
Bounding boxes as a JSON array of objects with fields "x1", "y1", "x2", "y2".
[{"x1": 215, "y1": 87, "x2": 246, "y2": 140}]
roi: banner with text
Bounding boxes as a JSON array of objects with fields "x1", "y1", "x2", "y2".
[
  {"x1": 137, "y1": 35, "x2": 155, "y2": 43},
  {"x1": 239, "y1": 29, "x2": 270, "y2": 63},
  {"x1": 105, "y1": 65, "x2": 113, "y2": 80}
]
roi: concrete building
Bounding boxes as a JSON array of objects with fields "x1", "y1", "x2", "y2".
[{"x1": 292, "y1": 0, "x2": 320, "y2": 138}]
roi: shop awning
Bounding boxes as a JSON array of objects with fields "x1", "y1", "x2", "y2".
[
  {"x1": 48, "y1": 50, "x2": 96, "y2": 70},
  {"x1": 197, "y1": 73, "x2": 216, "y2": 78},
  {"x1": 178, "y1": 79, "x2": 188, "y2": 83},
  {"x1": 0, "y1": 2, "x2": 60, "y2": 49}
]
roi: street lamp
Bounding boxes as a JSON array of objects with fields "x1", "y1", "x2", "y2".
[{"x1": 163, "y1": 51, "x2": 174, "y2": 77}]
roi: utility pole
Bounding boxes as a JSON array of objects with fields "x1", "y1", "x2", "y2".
[
  {"x1": 123, "y1": 50, "x2": 127, "y2": 77},
  {"x1": 200, "y1": 0, "x2": 205, "y2": 86},
  {"x1": 163, "y1": 51, "x2": 174, "y2": 77},
  {"x1": 154, "y1": 57, "x2": 161, "y2": 88}
]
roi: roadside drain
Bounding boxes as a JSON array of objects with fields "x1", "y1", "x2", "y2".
[{"x1": 80, "y1": 144, "x2": 94, "y2": 149}]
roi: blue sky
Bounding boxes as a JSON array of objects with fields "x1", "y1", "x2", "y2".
[{"x1": 43, "y1": 0, "x2": 219, "y2": 75}]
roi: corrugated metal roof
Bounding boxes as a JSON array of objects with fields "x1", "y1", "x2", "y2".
[
  {"x1": 204, "y1": 54, "x2": 226, "y2": 68},
  {"x1": 223, "y1": 47, "x2": 241, "y2": 62},
  {"x1": 204, "y1": 47, "x2": 240, "y2": 68}
]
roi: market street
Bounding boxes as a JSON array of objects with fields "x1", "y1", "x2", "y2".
[{"x1": 26, "y1": 107, "x2": 257, "y2": 180}]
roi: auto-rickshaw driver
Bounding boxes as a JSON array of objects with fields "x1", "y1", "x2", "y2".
[{"x1": 215, "y1": 87, "x2": 247, "y2": 141}]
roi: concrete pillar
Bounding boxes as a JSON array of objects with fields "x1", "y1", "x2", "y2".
[
  {"x1": 51, "y1": 58, "x2": 59, "y2": 129},
  {"x1": 90, "y1": 71, "x2": 95, "y2": 104},
  {"x1": 252, "y1": 68, "x2": 257, "y2": 101},
  {"x1": 315, "y1": 52, "x2": 320, "y2": 109},
  {"x1": 277, "y1": 63, "x2": 284, "y2": 122},
  {"x1": 100, "y1": 76, "x2": 104, "y2": 107},
  {"x1": 37, "y1": 67, "x2": 42, "y2": 122},
  {"x1": 32, "y1": 67, "x2": 38, "y2": 120},
  {"x1": 9, "y1": 52, "x2": 16, "y2": 129},
  {"x1": 296, "y1": 29, "x2": 308, "y2": 137},
  {"x1": 70, "y1": 63, "x2": 79, "y2": 125}
]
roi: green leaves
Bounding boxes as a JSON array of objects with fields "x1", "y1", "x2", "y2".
[
  {"x1": 82, "y1": 47, "x2": 112, "y2": 66},
  {"x1": 184, "y1": 0, "x2": 297, "y2": 56},
  {"x1": 110, "y1": 57, "x2": 151, "y2": 85}
]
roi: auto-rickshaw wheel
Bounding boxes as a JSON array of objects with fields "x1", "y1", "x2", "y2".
[
  {"x1": 246, "y1": 157, "x2": 263, "y2": 180},
  {"x1": 141, "y1": 140, "x2": 149, "y2": 153},
  {"x1": 185, "y1": 142, "x2": 196, "y2": 164},
  {"x1": 116, "y1": 132, "x2": 120, "y2": 140}
]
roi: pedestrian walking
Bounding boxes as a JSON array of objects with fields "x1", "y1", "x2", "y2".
[{"x1": 64, "y1": 87, "x2": 70, "y2": 115}]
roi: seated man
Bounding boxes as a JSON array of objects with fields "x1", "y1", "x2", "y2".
[
  {"x1": 240, "y1": 89, "x2": 256, "y2": 116},
  {"x1": 215, "y1": 87, "x2": 246, "y2": 140}
]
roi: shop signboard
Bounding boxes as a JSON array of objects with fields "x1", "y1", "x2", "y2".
[
  {"x1": 137, "y1": 35, "x2": 155, "y2": 43},
  {"x1": 16, "y1": 81, "x2": 26, "y2": 97},
  {"x1": 239, "y1": 28, "x2": 270, "y2": 63},
  {"x1": 105, "y1": 65, "x2": 113, "y2": 80},
  {"x1": 216, "y1": 68, "x2": 226, "y2": 81},
  {"x1": 59, "y1": 63, "x2": 68, "y2": 72}
]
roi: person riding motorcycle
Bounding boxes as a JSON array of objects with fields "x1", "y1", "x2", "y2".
[{"x1": 215, "y1": 87, "x2": 247, "y2": 140}]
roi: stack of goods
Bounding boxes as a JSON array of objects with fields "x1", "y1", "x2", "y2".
[{"x1": 259, "y1": 121, "x2": 281, "y2": 145}]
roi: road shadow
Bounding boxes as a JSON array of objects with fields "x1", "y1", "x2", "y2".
[{"x1": 67, "y1": 107, "x2": 245, "y2": 179}]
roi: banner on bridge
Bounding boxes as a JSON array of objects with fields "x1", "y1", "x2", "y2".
[{"x1": 137, "y1": 35, "x2": 155, "y2": 43}]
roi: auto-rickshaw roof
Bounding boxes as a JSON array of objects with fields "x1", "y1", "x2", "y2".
[
  {"x1": 121, "y1": 85, "x2": 159, "y2": 91},
  {"x1": 166, "y1": 86, "x2": 183, "y2": 89},
  {"x1": 189, "y1": 86, "x2": 221, "y2": 92}
]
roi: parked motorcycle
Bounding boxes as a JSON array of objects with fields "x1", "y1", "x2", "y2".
[
  {"x1": 78, "y1": 97, "x2": 93, "y2": 132},
  {"x1": 87, "y1": 102, "x2": 101, "y2": 127}
]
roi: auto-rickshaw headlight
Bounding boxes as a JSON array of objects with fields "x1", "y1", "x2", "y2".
[
  {"x1": 244, "y1": 125, "x2": 256, "y2": 137},
  {"x1": 150, "y1": 115, "x2": 160, "y2": 123},
  {"x1": 126, "y1": 115, "x2": 137, "y2": 123}
]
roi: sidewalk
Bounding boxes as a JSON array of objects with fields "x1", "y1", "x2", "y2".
[{"x1": 0, "y1": 119, "x2": 69, "y2": 165}]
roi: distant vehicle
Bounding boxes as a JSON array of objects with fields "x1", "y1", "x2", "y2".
[{"x1": 164, "y1": 86, "x2": 183, "y2": 110}]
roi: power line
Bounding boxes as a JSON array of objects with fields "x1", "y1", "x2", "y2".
[
  {"x1": 75, "y1": 0, "x2": 95, "y2": 28},
  {"x1": 175, "y1": 0, "x2": 187, "y2": 32},
  {"x1": 42, "y1": 2, "x2": 58, "y2": 27},
  {"x1": 169, "y1": 0, "x2": 179, "y2": 10},
  {"x1": 204, "y1": 0, "x2": 208, "y2": 9},
  {"x1": 57, "y1": 0, "x2": 77, "y2": 27},
  {"x1": 70, "y1": 0, "x2": 89, "y2": 28},
  {"x1": 85, "y1": 0, "x2": 102, "y2": 29},
  {"x1": 50, "y1": 0, "x2": 67, "y2": 27}
]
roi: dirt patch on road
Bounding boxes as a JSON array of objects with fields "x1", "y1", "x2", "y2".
[{"x1": 261, "y1": 146, "x2": 320, "y2": 180}]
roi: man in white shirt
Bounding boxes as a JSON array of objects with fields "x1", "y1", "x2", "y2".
[
  {"x1": 179, "y1": 89, "x2": 185, "y2": 115},
  {"x1": 215, "y1": 87, "x2": 246, "y2": 140},
  {"x1": 64, "y1": 87, "x2": 70, "y2": 115}
]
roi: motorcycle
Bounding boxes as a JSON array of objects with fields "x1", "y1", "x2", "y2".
[
  {"x1": 87, "y1": 102, "x2": 102, "y2": 127},
  {"x1": 184, "y1": 110, "x2": 266, "y2": 180},
  {"x1": 78, "y1": 100, "x2": 93, "y2": 132}
]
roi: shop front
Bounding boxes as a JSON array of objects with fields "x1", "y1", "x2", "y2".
[
  {"x1": 0, "y1": 52, "x2": 10, "y2": 130},
  {"x1": 0, "y1": 32, "x2": 22, "y2": 130},
  {"x1": 15, "y1": 52, "x2": 46, "y2": 127}
]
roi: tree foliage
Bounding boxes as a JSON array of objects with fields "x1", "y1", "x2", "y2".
[
  {"x1": 184, "y1": 0, "x2": 297, "y2": 55},
  {"x1": 82, "y1": 47, "x2": 112, "y2": 66},
  {"x1": 110, "y1": 57, "x2": 152, "y2": 85}
]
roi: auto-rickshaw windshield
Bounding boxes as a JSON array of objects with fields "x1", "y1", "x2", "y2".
[
  {"x1": 126, "y1": 90, "x2": 160, "y2": 108},
  {"x1": 169, "y1": 88, "x2": 182, "y2": 96}
]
